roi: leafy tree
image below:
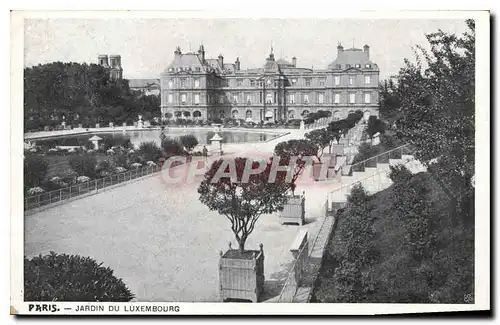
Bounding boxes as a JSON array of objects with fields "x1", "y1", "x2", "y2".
[
  {"x1": 304, "y1": 128, "x2": 332, "y2": 162},
  {"x1": 198, "y1": 157, "x2": 290, "y2": 253},
  {"x1": 24, "y1": 252, "x2": 134, "y2": 301},
  {"x1": 366, "y1": 116, "x2": 386, "y2": 140},
  {"x1": 327, "y1": 121, "x2": 343, "y2": 144},
  {"x1": 138, "y1": 141, "x2": 162, "y2": 162},
  {"x1": 390, "y1": 20, "x2": 475, "y2": 220},
  {"x1": 69, "y1": 154, "x2": 98, "y2": 178},
  {"x1": 24, "y1": 153, "x2": 49, "y2": 188},
  {"x1": 179, "y1": 134, "x2": 199, "y2": 152},
  {"x1": 274, "y1": 139, "x2": 318, "y2": 194}
]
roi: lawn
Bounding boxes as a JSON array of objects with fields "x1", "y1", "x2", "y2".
[{"x1": 311, "y1": 171, "x2": 475, "y2": 303}]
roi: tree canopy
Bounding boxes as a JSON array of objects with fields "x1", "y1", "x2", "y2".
[
  {"x1": 24, "y1": 62, "x2": 160, "y2": 130},
  {"x1": 198, "y1": 157, "x2": 290, "y2": 253}
]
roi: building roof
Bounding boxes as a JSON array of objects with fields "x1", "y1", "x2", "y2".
[
  {"x1": 276, "y1": 58, "x2": 294, "y2": 67},
  {"x1": 128, "y1": 78, "x2": 160, "y2": 89},
  {"x1": 328, "y1": 47, "x2": 378, "y2": 70},
  {"x1": 165, "y1": 52, "x2": 205, "y2": 72}
]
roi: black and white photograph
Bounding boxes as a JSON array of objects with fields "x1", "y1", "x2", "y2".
[{"x1": 9, "y1": 9, "x2": 490, "y2": 315}]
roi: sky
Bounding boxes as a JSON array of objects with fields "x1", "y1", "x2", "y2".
[{"x1": 24, "y1": 18, "x2": 469, "y2": 80}]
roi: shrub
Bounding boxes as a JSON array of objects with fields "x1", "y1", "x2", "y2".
[
  {"x1": 138, "y1": 141, "x2": 162, "y2": 162},
  {"x1": 161, "y1": 138, "x2": 184, "y2": 156},
  {"x1": 24, "y1": 154, "x2": 49, "y2": 188},
  {"x1": 69, "y1": 154, "x2": 98, "y2": 178},
  {"x1": 179, "y1": 134, "x2": 199, "y2": 152},
  {"x1": 27, "y1": 187, "x2": 45, "y2": 195},
  {"x1": 24, "y1": 252, "x2": 134, "y2": 301}
]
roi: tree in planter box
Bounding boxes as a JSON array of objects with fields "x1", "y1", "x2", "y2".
[
  {"x1": 198, "y1": 157, "x2": 290, "y2": 301},
  {"x1": 305, "y1": 128, "x2": 333, "y2": 181},
  {"x1": 179, "y1": 134, "x2": 199, "y2": 153},
  {"x1": 274, "y1": 139, "x2": 318, "y2": 194}
]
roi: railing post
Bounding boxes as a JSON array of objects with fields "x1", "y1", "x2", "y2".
[
  {"x1": 49, "y1": 191, "x2": 52, "y2": 204},
  {"x1": 69, "y1": 185, "x2": 72, "y2": 198}
]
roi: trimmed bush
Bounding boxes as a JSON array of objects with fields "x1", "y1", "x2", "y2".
[
  {"x1": 24, "y1": 252, "x2": 134, "y2": 301},
  {"x1": 24, "y1": 153, "x2": 49, "y2": 188},
  {"x1": 161, "y1": 138, "x2": 185, "y2": 157},
  {"x1": 179, "y1": 134, "x2": 199, "y2": 152},
  {"x1": 69, "y1": 154, "x2": 98, "y2": 178},
  {"x1": 138, "y1": 141, "x2": 162, "y2": 162}
]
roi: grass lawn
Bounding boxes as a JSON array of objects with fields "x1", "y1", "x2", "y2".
[{"x1": 43, "y1": 153, "x2": 110, "y2": 179}]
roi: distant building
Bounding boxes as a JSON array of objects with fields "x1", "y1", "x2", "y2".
[
  {"x1": 128, "y1": 79, "x2": 161, "y2": 96},
  {"x1": 160, "y1": 44, "x2": 379, "y2": 122},
  {"x1": 97, "y1": 54, "x2": 123, "y2": 80}
]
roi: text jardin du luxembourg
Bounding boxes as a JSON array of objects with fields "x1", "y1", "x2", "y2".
[{"x1": 74, "y1": 304, "x2": 180, "y2": 313}]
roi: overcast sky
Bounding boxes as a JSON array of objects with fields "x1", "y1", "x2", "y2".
[{"x1": 24, "y1": 18, "x2": 469, "y2": 80}]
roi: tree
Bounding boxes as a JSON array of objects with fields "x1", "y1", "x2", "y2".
[
  {"x1": 391, "y1": 20, "x2": 475, "y2": 220},
  {"x1": 198, "y1": 157, "x2": 290, "y2": 253},
  {"x1": 138, "y1": 141, "x2": 162, "y2": 162},
  {"x1": 327, "y1": 121, "x2": 343, "y2": 144},
  {"x1": 24, "y1": 153, "x2": 49, "y2": 188},
  {"x1": 304, "y1": 128, "x2": 331, "y2": 161},
  {"x1": 69, "y1": 154, "x2": 98, "y2": 178},
  {"x1": 179, "y1": 134, "x2": 199, "y2": 152},
  {"x1": 24, "y1": 252, "x2": 134, "y2": 301},
  {"x1": 367, "y1": 116, "x2": 385, "y2": 140},
  {"x1": 274, "y1": 139, "x2": 318, "y2": 194}
]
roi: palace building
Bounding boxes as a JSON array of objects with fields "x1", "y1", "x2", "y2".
[{"x1": 160, "y1": 44, "x2": 380, "y2": 122}]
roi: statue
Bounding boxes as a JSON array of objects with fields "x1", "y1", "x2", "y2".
[{"x1": 137, "y1": 115, "x2": 144, "y2": 129}]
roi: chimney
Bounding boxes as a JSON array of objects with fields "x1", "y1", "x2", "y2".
[
  {"x1": 198, "y1": 45, "x2": 205, "y2": 63},
  {"x1": 235, "y1": 57, "x2": 240, "y2": 71},
  {"x1": 174, "y1": 46, "x2": 182, "y2": 59},
  {"x1": 292, "y1": 56, "x2": 297, "y2": 67},
  {"x1": 363, "y1": 44, "x2": 370, "y2": 57},
  {"x1": 337, "y1": 43, "x2": 344, "y2": 54},
  {"x1": 218, "y1": 54, "x2": 224, "y2": 67}
]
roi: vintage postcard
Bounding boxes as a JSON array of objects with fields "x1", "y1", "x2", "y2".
[{"x1": 10, "y1": 10, "x2": 490, "y2": 315}]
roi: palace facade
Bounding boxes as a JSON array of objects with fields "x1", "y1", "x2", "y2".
[{"x1": 160, "y1": 44, "x2": 379, "y2": 122}]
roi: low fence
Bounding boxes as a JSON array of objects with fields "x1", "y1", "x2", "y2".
[
  {"x1": 24, "y1": 164, "x2": 162, "y2": 211},
  {"x1": 276, "y1": 236, "x2": 309, "y2": 302},
  {"x1": 350, "y1": 143, "x2": 413, "y2": 172}
]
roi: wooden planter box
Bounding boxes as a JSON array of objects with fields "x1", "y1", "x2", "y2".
[
  {"x1": 279, "y1": 193, "x2": 305, "y2": 225},
  {"x1": 219, "y1": 244, "x2": 265, "y2": 303},
  {"x1": 312, "y1": 162, "x2": 327, "y2": 181}
]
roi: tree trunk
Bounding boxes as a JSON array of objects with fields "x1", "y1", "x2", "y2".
[{"x1": 238, "y1": 238, "x2": 246, "y2": 253}]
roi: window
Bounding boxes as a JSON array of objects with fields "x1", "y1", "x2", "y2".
[
  {"x1": 232, "y1": 110, "x2": 239, "y2": 119},
  {"x1": 195, "y1": 67, "x2": 201, "y2": 72},
  {"x1": 349, "y1": 93, "x2": 356, "y2": 104},
  {"x1": 334, "y1": 76, "x2": 340, "y2": 86},
  {"x1": 168, "y1": 80, "x2": 173, "y2": 88},
  {"x1": 355, "y1": 64, "x2": 361, "y2": 68},
  {"x1": 274, "y1": 79, "x2": 279, "y2": 87},
  {"x1": 233, "y1": 94, "x2": 238, "y2": 104},
  {"x1": 334, "y1": 93, "x2": 340, "y2": 104},
  {"x1": 318, "y1": 93, "x2": 324, "y2": 104},
  {"x1": 236, "y1": 79, "x2": 243, "y2": 87},
  {"x1": 259, "y1": 92, "x2": 263, "y2": 103},
  {"x1": 305, "y1": 78, "x2": 311, "y2": 86},
  {"x1": 219, "y1": 96, "x2": 224, "y2": 104},
  {"x1": 194, "y1": 94, "x2": 200, "y2": 105},
  {"x1": 319, "y1": 79, "x2": 325, "y2": 86},
  {"x1": 364, "y1": 93, "x2": 371, "y2": 104},
  {"x1": 291, "y1": 79, "x2": 297, "y2": 85},
  {"x1": 365, "y1": 64, "x2": 371, "y2": 68},
  {"x1": 288, "y1": 110, "x2": 295, "y2": 119},
  {"x1": 168, "y1": 68, "x2": 174, "y2": 72},
  {"x1": 346, "y1": 64, "x2": 351, "y2": 69},
  {"x1": 181, "y1": 93, "x2": 187, "y2": 104},
  {"x1": 250, "y1": 79, "x2": 255, "y2": 87},
  {"x1": 336, "y1": 64, "x2": 341, "y2": 69},
  {"x1": 180, "y1": 78, "x2": 186, "y2": 88},
  {"x1": 349, "y1": 77, "x2": 355, "y2": 85},
  {"x1": 289, "y1": 93, "x2": 295, "y2": 104},
  {"x1": 303, "y1": 93, "x2": 309, "y2": 104},
  {"x1": 246, "y1": 110, "x2": 252, "y2": 118},
  {"x1": 193, "y1": 110, "x2": 202, "y2": 118},
  {"x1": 194, "y1": 78, "x2": 200, "y2": 88},
  {"x1": 219, "y1": 110, "x2": 225, "y2": 118},
  {"x1": 174, "y1": 111, "x2": 182, "y2": 117},
  {"x1": 246, "y1": 94, "x2": 251, "y2": 104},
  {"x1": 168, "y1": 94, "x2": 173, "y2": 103},
  {"x1": 364, "y1": 75, "x2": 371, "y2": 84},
  {"x1": 266, "y1": 93, "x2": 273, "y2": 104}
]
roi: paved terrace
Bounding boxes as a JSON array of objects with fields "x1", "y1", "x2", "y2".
[{"x1": 25, "y1": 123, "x2": 358, "y2": 302}]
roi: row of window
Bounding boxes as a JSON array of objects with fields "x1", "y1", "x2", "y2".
[
  {"x1": 166, "y1": 109, "x2": 351, "y2": 120},
  {"x1": 166, "y1": 75, "x2": 373, "y2": 89},
  {"x1": 167, "y1": 92, "x2": 373, "y2": 105},
  {"x1": 165, "y1": 63, "x2": 372, "y2": 74}
]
